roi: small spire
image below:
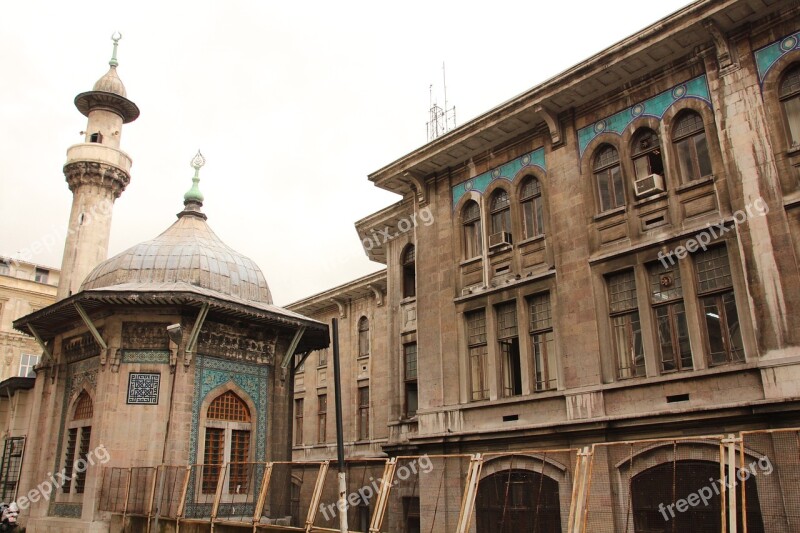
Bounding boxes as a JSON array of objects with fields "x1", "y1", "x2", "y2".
[
  {"x1": 109, "y1": 31, "x2": 122, "y2": 68},
  {"x1": 184, "y1": 150, "x2": 206, "y2": 203}
]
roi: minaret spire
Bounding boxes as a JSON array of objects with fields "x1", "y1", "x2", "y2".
[
  {"x1": 56, "y1": 34, "x2": 140, "y2": 299},
  {"x1": 109, "y1": 31, "x2": 121, "y2": 68}
]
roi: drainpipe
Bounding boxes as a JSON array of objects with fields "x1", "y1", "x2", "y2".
[{"x1": 331, "y1": 318, "x2": 348, "y2": 533}]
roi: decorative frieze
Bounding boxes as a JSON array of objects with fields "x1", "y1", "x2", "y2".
[
  {"x1": 196, "y1": 321, "x2": 276, "y2": 364},
  {"x1": 122, "y1": 322, "x2": 171, "y2": 350},
  {"x1": 62, "y1": 330, "x2": 102, "y2": 364}
]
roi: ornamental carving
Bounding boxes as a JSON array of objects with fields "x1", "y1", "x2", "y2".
[
  {"x1": 63, "y1": 160, "x2": 130, "y2": 198},
  {"x1": 122, "y1": 322, "x2": 171, "y2": 350},
  {"x1": 62, "y1": 330, "x2": 103, "y2": 364},
  {"x1": 196, "y1": 321, "x2": 276, "y2": 364}
]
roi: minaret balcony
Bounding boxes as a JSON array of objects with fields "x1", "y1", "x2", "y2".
[{"x1": 65, "y1": 143, "x2": 132, "y2": 175}]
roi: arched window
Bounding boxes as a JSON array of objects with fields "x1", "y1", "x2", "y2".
[
  {"x1": 489, "y1": 189, "x2": 512, "y2": 246},
  {"x1": 631, "y1": 128, "x2": 665, "y2": 180},
  {"x1": 632, "y1": 460, "x2": 764, "y2": 532},
  {"x1": 462, "y1": 200, "x2": 483, "y2": 259},
  {"x1": 673, "y1": 111, "x2": 712, "y2": 182},
  {"x1": 476, "y1": 469, "x2": 562, "y2": 532},
  {"x1": 520, "y1": 177, "x2": 544, "y2": 239},
  {"x1": 594, "y1": 145, "x2": 625, "y2": 212},
  {"x1": 358, "y1": 316, "x2": 370, "y2": 357},
  {"x1": 779, "y1": 64, "x2": 800, "y2": 147},
  {"x1": 402, "y1": 245, "x2": 416, "y2": 299},
  {"x1": 202, "y1": 391, "x2": 252, "y2": 494},
  {"x1": 63, "y1": 391, "x2": 93, "y2": 494}
]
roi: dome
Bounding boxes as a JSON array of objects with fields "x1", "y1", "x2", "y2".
[
  {"x1": 93, "y1": 66, "x2": 127, "y2": 97},
  {"x1": 80, "y1": 211, "x2": 273, "y2": 304}
]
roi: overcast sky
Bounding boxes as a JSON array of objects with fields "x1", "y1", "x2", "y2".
[{"x1": 0, "y1": 0, "x2": 692, "y2": 305}]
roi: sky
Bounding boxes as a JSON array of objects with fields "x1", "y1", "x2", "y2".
[{"x1": 0, "y1": 0, "x2": 693, "y2": 305}]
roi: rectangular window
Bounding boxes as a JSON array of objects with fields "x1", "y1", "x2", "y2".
[
  {"x1": 358, "y1": 387, "x2": 370, "y2": 440},
  {"x1": 317, "y1": 394, "x2": 327, "y2": 443},
  {"x1": 608, "y1": 270, "x2": 645, "y2": 379},
  {"x1": 75, "y1": 427, "x2": 91, "y2": 494},
  {"x1": 403, "y1": 496, "x2": 421, "y2": 533},
  {"x1": 34, "y1": 268, "x2": 49, "y2": 284},
  {"x1": 202, "y1": 428, "x2": 224, "y2": 493},
  {"x1": 0, "y1": 261, "x2": 8, "y2": 276},
  {"x1": 294, "y1": 354, "x2": 305, "y2": 373},
  {"x1": 497, "y1": 302, "x2": 521, "y2": 397},
  {"x1": 695, "y1": 246, "x2": 744, "y2": 365},
  {"x1": 62, "y1": 428, "x2": 78, "y2": 492},
  {"x1": 18, "y1": 354, "x2": 39, "y2": 377},
  {"x1": 294, "y1": 398, "x2": 304, "y2": 445},
  {"x1": 318, "y1": 349, "x2": 327, "y2": 367},
  {"x1": 0, "y1": 437, "x2": 25, "y2": 502},
  {"x1": 529, "y1": 292, "x2": 557, "y2": 391},
  {"x1": 465, "y1": 219, "x2": 483, "y2": 258},
  {"x1": 466, "y1": 309, "x2": 489, "y2": 401},
  {"x1": 403, "y1": 343, "x2": 418, "y2": 417},
  {"x1": 229, "y1": 430, "x2": 250, "y2": 493},
  {"x1": 649, "y1": 264, "x2": 692, "y2": 372}
]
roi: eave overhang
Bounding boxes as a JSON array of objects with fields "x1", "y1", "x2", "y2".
[
  {"x1": 368, "y1": 0, "x2": 797, "y2": 195},
  {"x1": 13, "y1": 284, "x2": 329, "y2": 354}
]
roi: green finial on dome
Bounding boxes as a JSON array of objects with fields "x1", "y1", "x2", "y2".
[
  {"x1": 109, "y1": 31, "x2": 122, "y2": 68},
  {"x1": 184, "y1": 150, "x2": 206, "y2": 203}
]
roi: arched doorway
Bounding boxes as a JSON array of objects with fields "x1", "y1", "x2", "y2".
[
  {"x1": 631, "y1": 460, "x2": 764, "y2": 533},
  {"x1": 476, "y1": 469, "x2": 561, "y2": 533}
]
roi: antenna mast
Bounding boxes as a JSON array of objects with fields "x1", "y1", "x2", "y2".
[{"x1": 426, "y1": 62, "x2": 456, "y2": 142}]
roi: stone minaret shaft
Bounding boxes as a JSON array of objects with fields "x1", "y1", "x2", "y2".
[{"x1": 57, "y1": 34, "x2": 139, "y2": 300}]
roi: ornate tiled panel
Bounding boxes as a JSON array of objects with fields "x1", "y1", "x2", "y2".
[
  {"x1": 577, "y1": 75, "x2": 712, "y2": 156},
  {"x1": 451, "y1": 148, "x2": 546, "y2": 208},
  {"x1": 755, "y1": 30, "x2": 800, "y2": 84},
  {"x1": 127, "y1": 372, "x2": 161, "y2": 404}
]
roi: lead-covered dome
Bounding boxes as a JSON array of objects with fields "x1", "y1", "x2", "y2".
[
  {"x1": 81, "y1": 152, "x2": 272, "y2": 304},
  {"x1": 80, "y1": 212, "x2": 273, "y2": 304}
]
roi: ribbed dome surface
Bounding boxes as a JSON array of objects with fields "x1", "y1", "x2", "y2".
[
  {"x1": 81, "y1": 213, "x2": 272, "y2": 304},
  {"x1": 93, "y1": 66, "x2": 127, "y2": 97}
]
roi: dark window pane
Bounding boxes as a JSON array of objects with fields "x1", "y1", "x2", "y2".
[{"x1": 694, "y1": 132, "x2": 712, "y2": 177}]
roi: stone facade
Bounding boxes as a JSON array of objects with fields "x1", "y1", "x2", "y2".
[
  {"x1": 0, "y1": 256, "x2": 59, "y2": 381},
  {"x1": 289, "y1": 0, "x2": 800, "y2": 529}
]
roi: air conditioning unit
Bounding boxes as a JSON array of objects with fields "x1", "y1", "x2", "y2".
[
  {"x1": 489, "y1": 231, "x2": 512, "y2": 248},
  {"x1": 634, "y1": 173, "x2": 665, "y2": 197}
]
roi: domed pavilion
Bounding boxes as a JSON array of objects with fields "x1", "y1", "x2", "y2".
[{"x1": 13, "y1": 153, "x2": 328, "y2": 531}]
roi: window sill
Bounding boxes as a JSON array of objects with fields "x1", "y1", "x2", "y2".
[
  {"x1": 401, "y1": 296, "x2": 417, "y2": 305},
  {"x1": 786, "y1": 144, "x2": 800, "y2": 156},
  {"x1": 459, "y1": 256, "x2": 483, "y2": 267},
  {"x1": 487, "y1": 244, "x2": 513, "y2": 256},
  {"x1": 676, "y1": 174, "x2": 715, "y2": 193},
  {"x1": 633, "y1": 191, "x2": 668, "y2": 207},
  {"x1": 593, "y1": 206, "x2": 626, "y2": 222},
  {"x1": 518, "y1": 234, "x2": 546, "y2": 246}
]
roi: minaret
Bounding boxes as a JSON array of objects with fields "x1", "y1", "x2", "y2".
[{"x1": 57, "y1": 33, "x2": 139, "y2": 299}]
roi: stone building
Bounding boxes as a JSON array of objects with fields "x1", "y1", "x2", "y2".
[
  {"x1": 0, "y1": 258, "x2": 59, "y2": 503},
  {"x1": 289, "y1": 0, "x2": 800, "y2": 531},
  {"x1": 8, "y1": 37, "x2": 328, "y2": 532}
]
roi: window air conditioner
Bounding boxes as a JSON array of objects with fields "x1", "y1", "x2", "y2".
[
  {"x1": 634, "y1": 173, "x2": 665, "y2": 197},
  {"x1": 489, "y1": 231, "x2": 512, "y2": 248}
]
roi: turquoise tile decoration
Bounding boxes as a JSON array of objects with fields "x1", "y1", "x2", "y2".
[
  {"x1": 185, "y1": 354, "x2": 268, "y2": 518},
  {"x1": 755, "y1": 31, "x2": 800, "y2": 84},
  {"x1": 451, "y1": 148, "x2": 545, "y2": 208},
  {"x1": 577, "y1": 75, "x2": 712, "y2": 157}
]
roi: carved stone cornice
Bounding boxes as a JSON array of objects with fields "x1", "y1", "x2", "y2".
[{"x1": 63, "y1": 160, "x2": 130, "y2": 198}]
